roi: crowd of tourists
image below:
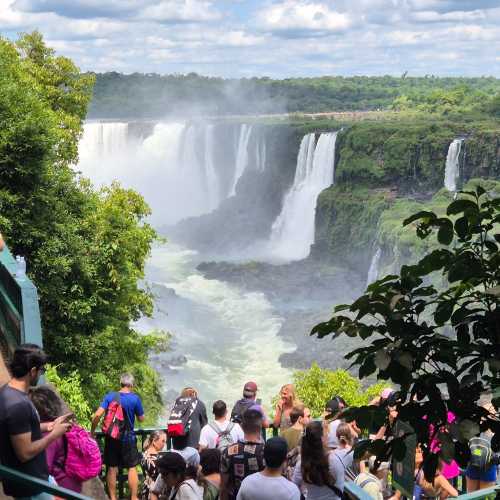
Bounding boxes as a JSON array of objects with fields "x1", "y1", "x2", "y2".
[{"x1": 0, "y1": 344, "x2": 499, "y2": 500}]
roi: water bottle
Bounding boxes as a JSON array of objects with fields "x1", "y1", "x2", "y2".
[{"x1": 16, "y1": 255, "x2": 26, "y2": 278}]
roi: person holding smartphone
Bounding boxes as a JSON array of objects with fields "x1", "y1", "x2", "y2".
[{"x1": 0, "y1": 344, "x2": 72, "y2": 500}]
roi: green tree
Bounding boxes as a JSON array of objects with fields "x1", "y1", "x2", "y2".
[
  {"x1": 293, "y1": 363, "x2": 389, "y2": 417},
  {"x1": 45, "y1": 365, "x2": 92, "y2": 426},
  {"x1": 0, "y1": 33, "x2": 163, "y2": 422},
  {"x1": 312, "y1": 186, "x2": 500, "y2": 473}
]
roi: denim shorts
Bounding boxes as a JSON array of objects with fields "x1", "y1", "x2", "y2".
[{"x1": 465, "y1": 464, "x2": 498, "y2": 482}]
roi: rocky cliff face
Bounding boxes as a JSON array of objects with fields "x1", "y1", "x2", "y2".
[
  {"x1": 313, "y1": 120, "x2": 500, "y2": 273},
  {"x1": 167, "y1": 124, "x2": 301, "y2": 253}
]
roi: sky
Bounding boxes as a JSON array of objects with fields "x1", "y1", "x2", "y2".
[{"x1": 1, "y1": 0, "x2": 500, "y2": 78}]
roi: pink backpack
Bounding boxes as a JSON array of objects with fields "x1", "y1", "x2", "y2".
[{"x1": 63, "y1": 425, "x2": 102, "y2": 482}]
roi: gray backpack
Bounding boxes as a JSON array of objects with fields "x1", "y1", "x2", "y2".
[
  {"x1": 469, "y1": 437, "x2": 493, "y2": 469},
  {"x1": 209, "y1": 422, "x2": 235, "y2": 451}
]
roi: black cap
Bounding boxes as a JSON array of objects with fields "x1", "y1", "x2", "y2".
[
  {"x1": 264, "y1": 437, "x2": 288, "y2": 468},
  {"x1": 157, "y1": 452, "x2": 186, "y2": 474},
  {"x1": 325, "y1": 395, "x2": 346, "y2": 416}
]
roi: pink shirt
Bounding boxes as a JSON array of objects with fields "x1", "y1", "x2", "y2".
[{"x1": 429, "y1": 412, "x2": 459, "y2": 479}]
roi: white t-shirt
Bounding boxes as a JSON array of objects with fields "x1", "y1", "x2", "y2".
[
  {"x1": 236, "y1": 472, "x2": 300, "y2": 500},
  {"x1": 199, "y1": 419, "x2": 244, "y2": 448},
  {"x1": 327, "y1": 419, "x2": 343, "y2": 448}
]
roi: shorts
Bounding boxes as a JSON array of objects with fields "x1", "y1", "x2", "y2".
[
  {"x1": 465, "y1": 464, "x2": 498, "y2": 482},
  {"x1": 104, "y1": 435, "x2": 140, "y2": 468}
]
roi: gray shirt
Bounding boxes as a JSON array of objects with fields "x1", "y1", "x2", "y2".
[
  {"x1": 237, "y1": 472, "x2": 300, "y2": 500},
  {"x1": 331, "y1": 448, "x2": 354, "y2": 492},
  {"x1": 292, "y1": 454, "x2": 341, "y2": 500}
]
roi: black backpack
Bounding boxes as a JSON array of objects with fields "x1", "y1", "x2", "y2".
[
  {"x1": 167, "y1": 397, "x2": 198, "y2": 437},
  {"x1": 230, "y1": 398, "x2": 254, "y2": 424}
]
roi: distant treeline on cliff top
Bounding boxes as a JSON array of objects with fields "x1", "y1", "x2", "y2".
[{"x1": 88, "y1": 72, "x2": 500, "y2": 119}]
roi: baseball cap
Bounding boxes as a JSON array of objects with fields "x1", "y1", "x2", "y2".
[
  {"x1": 243, "y1": 381, "x2": 258, "y2": 397},
  {"x1": 325, "y1": 395, "x2": 346, "y2": 416},
  {"x1": 264, "y1": 437, "x2": 288, "y2": 468},
  {"x1": 157, "y1": 452, "x2": 186, "y2": 474},
  {"x1": 368, "y1": 455, "x2": 390, "y2": 472}
]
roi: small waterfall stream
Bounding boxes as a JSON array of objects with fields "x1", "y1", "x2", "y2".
[
  {"x1": 229, "y1": 124, "x2": 253, "y2": 196},
  {"x1": 444, "y1": 139, "x2": 463, "y2": 192},
  {"x1": 366, "y1": 247, "x2": 382, "y2": 287}
]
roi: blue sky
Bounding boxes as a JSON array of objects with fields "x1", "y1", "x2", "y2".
[{"x1": 1, "y1": 0, "x2": 500, "y2": 77}]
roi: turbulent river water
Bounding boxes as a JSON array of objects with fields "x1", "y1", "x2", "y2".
[{"x1": 136, "y1": 243, "x2": 293, "y2": 408}]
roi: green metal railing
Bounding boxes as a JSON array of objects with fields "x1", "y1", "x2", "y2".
[
  {"x1": 0, "y1": 245, "x2": 43, "y2": 353},
  {"x1": 0, "y1": 465, "x2": 91, "y2": 500},
  {"x1": 343, "y1": 478, "x2": 499, "y2": 499}
]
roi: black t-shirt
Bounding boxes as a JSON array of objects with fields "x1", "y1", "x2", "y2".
[{"x1": 0, "y1": 384, "x2": 49, "y2": 497}]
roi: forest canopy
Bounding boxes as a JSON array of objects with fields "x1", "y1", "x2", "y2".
[{"x1": 89, "y1": 71, "x2": 500, "y2": 119}]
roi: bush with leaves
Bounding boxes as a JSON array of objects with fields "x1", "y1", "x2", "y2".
[
  {"x1": 312, "y1": 186, "x2": 500, "y2": 477},
  {"x1": 45, "y1": 365, "x2": 92, "y2": 427},
  {"x1": 293, "y1": 363, "x2": 389, "y2": 417}
]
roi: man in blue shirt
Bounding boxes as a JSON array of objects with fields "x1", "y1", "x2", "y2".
[{"x1": 91, "y1": 373, "x2": 145, "y2": 500}]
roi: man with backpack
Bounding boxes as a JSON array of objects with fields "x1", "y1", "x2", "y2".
[
  {"x1": 220, "y1": 409, "x2": 265, "y2": 500},
  {"x1": 91, "y1": 373, "x2": 145, "y2": 500},
  {"x1": 199, "y1": 400, "x2": 244, "y2": 451},
  {"x1": 230, "y1": 382, "x2": 269, "y2": 428}
]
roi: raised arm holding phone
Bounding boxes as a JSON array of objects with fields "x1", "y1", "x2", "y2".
[{"x1": 0, "y1": 344, "x2": 72, "y2": 498}]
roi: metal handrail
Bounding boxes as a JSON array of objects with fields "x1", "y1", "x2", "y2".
[{"x1": 0, "y1": 464, "x2": 91, "y2": 500}]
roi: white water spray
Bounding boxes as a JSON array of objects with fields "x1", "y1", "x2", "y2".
[
  {"x1": 269, "y1": 132, "x2": 338, "y2": 261},
  {"x1": 444, "y1": 139, "x2": 463, "y2": 192}
]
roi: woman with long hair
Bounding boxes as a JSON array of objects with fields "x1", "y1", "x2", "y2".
[
  {"x1": 29, "y1": 385, "x2": 83, "y2": 494},
  {"x1": 139, "y1": 430, "x2": 166, "y2": 500},
  {"x1": 292, "y1": 421, "x2": 341, "y2": 499},
  {"x1": 150, "y1": 452, "x2": 203, "y2": 500},
  {"x1": 273, "y1": 384, "x2": 301, "y2": 432},
  {"x1": 331, "y1": 422, "x2": 357, "y2": 493}
]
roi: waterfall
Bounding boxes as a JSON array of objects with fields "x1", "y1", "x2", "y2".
[
  {"x1": 255, "y1": 132, "x2": 267, "y2": 172},
  {"x1": 269, "y1": 131, "x2": 338, "y2": 261},
  {"x1": 204, "y1": 125, "x2": 220, "y2": 212},
  {"x1": 77, "y1": 121, "x2": 269, "y2": 226},
  {"x1": 366, "y1": 247, "x2": 382, "y2": 287},
  {"x1": 444, "y1": 139, "x2": 463, "y2": 192},
  {"x1": 229, "y1": 124, "x2": 253, "y2": 196}
]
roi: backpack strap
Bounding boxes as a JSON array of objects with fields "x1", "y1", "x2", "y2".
[
  {"x1": 209, "y1": 422, "x2": 223, "y2": 435},
  {"x1": 117, "y1": 392, "x2": 133, "y2": 432},
  {"x1": 359, "y1": 477, "x2": 377, "y2": 489},
  {"x1": 327, "y1": 483, "x2": 343, "y2": 497},
  {"x1": 334, "y1": 452, "x2": 356, "y2": 481}
]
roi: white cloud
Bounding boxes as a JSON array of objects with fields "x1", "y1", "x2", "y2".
[
  {"x1": 2, "y1": 0, "x2": 500, "y2": 77},
  {"x1": 258, "y1": 1, "x2": 352, "y2": 37},
  {"x1": 139, "y1": 0, "x2": 221, "y2": 23}
]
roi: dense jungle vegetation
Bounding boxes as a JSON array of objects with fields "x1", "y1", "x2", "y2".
[
  {"x1": 0, "y1": 32, "x2": 164, "y2": 423},
  {"x1": 89, "y1": 71, "x2": 500, "y2": 119}
]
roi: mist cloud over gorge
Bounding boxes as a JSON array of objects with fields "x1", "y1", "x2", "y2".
[{"x1": 1, "y1": 0, "x2": 500, "y2": 77}]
